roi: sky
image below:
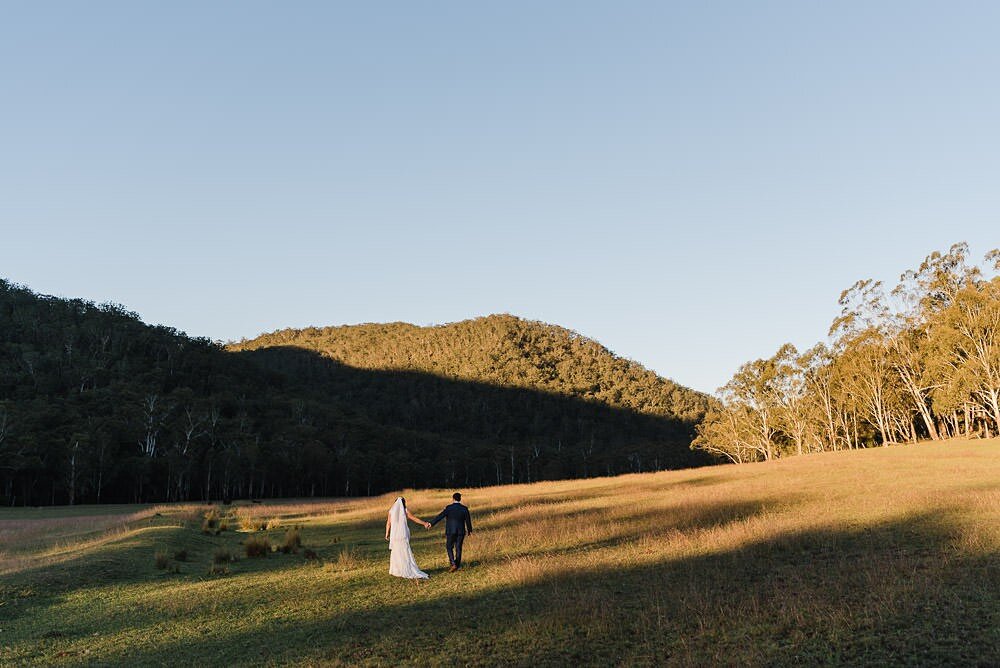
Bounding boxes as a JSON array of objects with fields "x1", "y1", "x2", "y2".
[{"x1": 2, "y1": 2, "x2": 998, "y2": 394}]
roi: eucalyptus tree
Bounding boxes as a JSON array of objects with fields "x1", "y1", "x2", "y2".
[
  {"x1": 772, "y1": 344, "x2": 819, "y2": 456},
  {"x1": 692, "y1": 404, "x2": 758, "y2": 463},
  {"x1": 884, "y1": 243, "x2": 982, "y2": 440},
  {"x1": 693, "y1": 344, "x2": 798, "y2": 462},
  {"x1": 927, "y1": 278, "x2": 1000, "y2": 434},
  {"x1": 798, "y1": 343, "x2": 844, "y2": 450}
]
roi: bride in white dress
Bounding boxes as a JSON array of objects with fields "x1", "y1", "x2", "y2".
[{"x1": 385, "y1": 497, "x2": 431, "y2": 580}]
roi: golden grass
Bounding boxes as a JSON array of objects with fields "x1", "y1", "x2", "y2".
[
  {"x1": 0, "y1": 439, "x2": 997, "y2": 666},
  {"x1": 0, "y1": 505, "x2": 207, "y2": 575}
]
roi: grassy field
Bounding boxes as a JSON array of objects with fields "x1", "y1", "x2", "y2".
[{"x1": 1, "y1": 440, "x2": 998, "y2": 666}]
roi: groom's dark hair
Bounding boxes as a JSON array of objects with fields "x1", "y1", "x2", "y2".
[{"x1": 452, "y1": 492, "x2": 462, "y2": 501}]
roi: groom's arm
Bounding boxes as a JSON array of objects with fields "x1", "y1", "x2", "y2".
[
  {"x1": 428, "y1": 508, "x2": 447, "y2": 527},
  {"x1": 464, "y1": 508, "x2": 473, "y2": 534}
]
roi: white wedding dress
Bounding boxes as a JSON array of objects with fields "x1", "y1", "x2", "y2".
[{"x1": 388, "y1": 497, "x2": 429, "y2": 579}]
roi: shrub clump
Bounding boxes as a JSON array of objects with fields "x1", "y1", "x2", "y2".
[
  {"x1": 235, "y1": 508, "x2": 267, "y2": 532},
  {"x1": 154, "y1": 551, "x2": 170, "y2": 570},
  {"x1": 207, "y1": 564, "x2": 229, "y2": 577},
  {"x1": 179, "y1": 506, "x2": 208, "y2": 528},
  {"x1": 213, "y1": 548, "x2": 233, "y2": 564},
  {"x1": 244, "y1": 536, "x2": 271, "y2": 558},
  {"x1": 332, "y1": 545, "x2": 360, "y2": 571},
  {"x1": 280, "y1": 527, "x2": 302, "y2": 554},
  {"x1": 202, "y1": 507, "x2": 222, "y2": 534},
  {"x1": 173, "y1": 549, "x2": 188, "y2": 562}
]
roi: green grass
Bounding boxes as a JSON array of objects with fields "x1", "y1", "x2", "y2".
[{"x1": 1, "y1": 439, "x2": 998, "y2": 666}]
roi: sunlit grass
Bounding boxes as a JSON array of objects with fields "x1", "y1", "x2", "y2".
[{"x1": 1, "y1": 439, "x2": 997, "y2": 666}]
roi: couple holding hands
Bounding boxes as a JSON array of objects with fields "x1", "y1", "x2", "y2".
[{"x1": 385, "y1": 492, "x2": 473, "y2": 579}]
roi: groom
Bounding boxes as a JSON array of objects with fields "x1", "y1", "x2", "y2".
[{"x1": 428, "y1": 492, "x2": 473, "y2": 572}]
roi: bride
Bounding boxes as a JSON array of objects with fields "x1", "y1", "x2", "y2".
[{"x1": 385, "y1": 497, "x2": 431, "y2": 580}]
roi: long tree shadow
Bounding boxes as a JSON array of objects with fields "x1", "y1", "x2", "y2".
[
  {"x1": 228, "y1": 345, "x2": 714, "y2": 493},
  {"x1": 0, "y1": 496, "x2": 787, "y2": 660}
]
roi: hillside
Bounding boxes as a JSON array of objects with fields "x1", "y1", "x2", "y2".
[
  {"x1": 229, "y1": 315, "x2": 707, "y2": 422},
  {"x1": 1, "y1": 439, "x2": 997, "y2": 665},
  {"x1": 0, "y1": 280, "x2": 711, "y2": 506}
]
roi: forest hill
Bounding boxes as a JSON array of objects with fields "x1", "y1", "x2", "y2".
[{"x1": 0, "y1": 289, "x2": 710, "y2": 506}]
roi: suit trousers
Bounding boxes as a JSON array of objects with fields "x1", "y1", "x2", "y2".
[{"x1": 446, "y1": 533, "x2": 465, "y2": 567}]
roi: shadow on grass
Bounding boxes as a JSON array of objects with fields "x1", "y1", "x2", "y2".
[
  {"x1": 24, "y1": 509, "x2": 999, "y2": 666},
  {"x1": 0, "y1": 497, "x2": 787, "y2": 655},
  {"x1": 0, "y1": 523, "x2": 320, "y2": 635}
]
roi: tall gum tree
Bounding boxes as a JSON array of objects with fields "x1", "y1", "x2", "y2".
[{"x1": 929, "y1": 279, "x2": 1000, "y2": 432}]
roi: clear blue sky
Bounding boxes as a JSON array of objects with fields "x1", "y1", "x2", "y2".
[{"x1": 2, "y1": 2, "x2": 998, "y2": 394}]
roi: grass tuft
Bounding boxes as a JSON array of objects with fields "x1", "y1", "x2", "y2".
[
  {"x1": 279, "y1": 527, "x2": 302, "y2": 554},
  {"x1": 234, "y1": 507, "x2": 268, "y2": 532},
  {"x1": 212, "y1": 548, "x2": 233, "y2": 564},
  {"x1": 331, "y1": 544, "x2": 361, "y2": 571},
  {"x1": 244, "y1": 535, "x2": 270, "y2": 558},
  {"x1": 153, "y1": 551, "x2": 169, "y2": 570}
]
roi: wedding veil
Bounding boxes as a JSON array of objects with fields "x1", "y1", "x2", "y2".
[{"x1": 388, "y1": 497, "x2": 409, "y2": 548}]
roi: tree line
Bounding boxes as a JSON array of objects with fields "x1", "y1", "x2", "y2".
[
  {"x1": 0, "y1": 283, "x2": 711, "y2": 506},
  {"x1": 693, "y1": 242, "x2": 1000, "y2": 462}
]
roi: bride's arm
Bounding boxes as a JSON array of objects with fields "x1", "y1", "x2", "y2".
[
  {"x1": 406, "y1": 509, "x2": 432, "y2": 529},
  {"x1": 385, "y1": 513, "x2": 391, "y2": 540}
]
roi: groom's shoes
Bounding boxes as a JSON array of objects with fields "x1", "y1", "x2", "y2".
[{"x1": 448, "y1": 565, "x2": 458, "y2": 572}]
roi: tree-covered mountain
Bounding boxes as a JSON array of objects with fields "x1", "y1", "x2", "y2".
[
  {"x1": 0, "y1": 281, "x2": 712, "y2": 506},
  {"x1": 229, "y1": 315, "x2": 708, "y2": 423}
]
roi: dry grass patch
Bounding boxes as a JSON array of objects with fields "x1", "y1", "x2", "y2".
[
  {"x1": 279, "y1": 527, "x2": 302, "y2": 554},
  {"x1": 327, "y1": 544, "x2": 362, "y2": 571},
  {"x1": 212, "y1": 548, "x2": 234, "y2": 564},
  {"x1": 244, "y1": 535, "x2": 270, "y2": 558}
]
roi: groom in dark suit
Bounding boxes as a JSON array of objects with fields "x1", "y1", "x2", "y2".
[{"x1": 428, "y1": 492, "x2": 473, "y2": 572}]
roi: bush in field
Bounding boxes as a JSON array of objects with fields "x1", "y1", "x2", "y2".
[
  {"x1": 178, "y1": 506, "x2": 208, "y2": 528},
  {"x1": 331, "y1": 545, "x2": 360, "y2": 571},
  {"x1": 202, "y1": 507, "x2": 223, "y2": 535},
  {"x1": 213, "y1": 548, "x2": 233, "y2": 564},
  {"x1": 235, "y1": 508, "x2": 268, "y2": 532},
  {"x1": 207, "y1": 564, "x2": 229, "y2": 576},
  {"x1": 245, "y1": 536, "x2": 270, "y2": 558},
  {"x1": 280, "y1": 527, "x2": 302, "y2": 554},
  {"x1": 173, "y1": 549, "x2": 188, "y2": 562},
  {"x1": 154, "y1": 552, "x2": 170, "y2": 570}
]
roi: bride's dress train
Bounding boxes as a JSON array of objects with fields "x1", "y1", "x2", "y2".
[{"x1": 388, "y1": 498, "x2": 428, "y2": 579}]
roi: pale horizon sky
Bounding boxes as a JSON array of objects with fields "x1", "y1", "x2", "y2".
[{"x1": 2, "y1": 2, "x2": 999, "y2": 394}]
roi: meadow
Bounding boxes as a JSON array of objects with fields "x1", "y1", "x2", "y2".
[{"x1": 1, "y1": 440, "x2": 997, "y2": 666}]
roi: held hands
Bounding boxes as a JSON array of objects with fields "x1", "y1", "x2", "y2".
[{"x1": 423, "y1": 521, "x2": 431, "y2": 529}]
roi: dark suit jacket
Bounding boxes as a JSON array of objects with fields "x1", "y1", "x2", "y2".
[{"x1": 429, "y1": 502, "x2": 473, "y2": 536}]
